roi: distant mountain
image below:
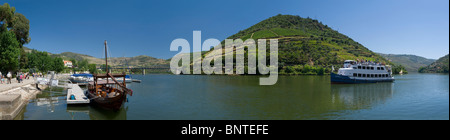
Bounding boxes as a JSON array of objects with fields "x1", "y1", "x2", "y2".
[
  {"x1": 108, "y1": 55, "x2": 170, "y2": 68},
  {"x1": 378, "y1": 53, "x2": 435, "y2": 72},
  {"x1": 419, "y1": 54, "x2": 449, "y2": 73},
  {"x1": 197, "y1": 14, "x2": 403, "y2": 74},
  {"x1": 53, "y1": 52, "x2": 105, "y2": 64},
  {"x1": 24, "y1": 47, "x2": 169, "y2": 68}
]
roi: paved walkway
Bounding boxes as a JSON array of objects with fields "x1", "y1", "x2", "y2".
[{"x1": 0, "y1": 78, "x2": 36, "y2": 93}]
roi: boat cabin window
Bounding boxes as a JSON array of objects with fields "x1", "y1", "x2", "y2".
[
  {"x1": 375, "y1": 74, "x2": 378, "y2": 77},
  {"x1": 362, "y1": 74, "x2": 366, "y2": 77},
  {"x1": 358, "y1": 74, "x2": 361, "y2": 77},
  {"x1": 353, "y1": 73, "x2": 357, "y2": 77},
  {"x1": 358, "y1": 66, "x2": 361, "y2": 69},
  {"x1": 377, "y1": 67, "x2": 381, "y2": 70},
  {"x1": 362, "y1": 66, "x2": 366, "y2": 69},
  {"x1": 381, "y1": 67, "x2": 385, "y2": 70},
  {"x1": 353, "y1": 67, "x2": 357, "y2": 69},
  {"x1": 371, "y1": 67, "x2": 374, "y2": 70}
]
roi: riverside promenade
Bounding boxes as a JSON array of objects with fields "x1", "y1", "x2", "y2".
[
  {"x1": 0, "y1": 78, "x2": 36, "y2": 93},
  {"x1": 0, "y1": 78, "x2": 43, "y2": 120}
]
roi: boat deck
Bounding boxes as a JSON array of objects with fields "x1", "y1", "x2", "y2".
[{"x1": 67, "y1": 84, "x2": 90, "y2": 104}]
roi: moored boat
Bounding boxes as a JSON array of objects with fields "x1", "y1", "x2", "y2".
[
  {"x1": 111, "y1": 75, "x2": 132, "y2": 83},
  {"x1": 85, "y1": 40, "x2": 133, "y2": 110},
  {"x1": 86, "y1": 73, "x2": 132, "y2": 110},
  {"x1": 331, "y1": 60, "x2": 395, "y2": 84},
  {"x1": 69, "y1": 73, "x2": 94, "y2": 84}
]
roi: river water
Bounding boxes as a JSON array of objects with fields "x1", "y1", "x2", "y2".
[{"x1": 17, "y1": 73, "x2": 449, "y2": 120}]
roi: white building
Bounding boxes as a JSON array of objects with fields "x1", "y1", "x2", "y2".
[{"x1": 64, "y1": 60, "x2": 73, "y2": 68}]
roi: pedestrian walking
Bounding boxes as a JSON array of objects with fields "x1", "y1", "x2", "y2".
[
  {"x1": 7, "y1": 72, "x2": 12, "y2": 84},
  {"x1": 19, "y1": 73, "x2": 23, "y2": 83},
  {"x1": 0, "y1": 72, "x2": 3, "y2": 84}
]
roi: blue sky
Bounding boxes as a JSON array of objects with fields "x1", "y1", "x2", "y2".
[{"x1": 4, "y1": 0, "x2": 449, "y2": 59}]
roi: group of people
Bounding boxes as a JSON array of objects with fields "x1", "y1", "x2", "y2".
[
  {"x1": 0, "y1": 71, "x2": 13, "y2": 84},
  {"x1": 0, "y1": 71, "x2": 35, "y2": 84}
]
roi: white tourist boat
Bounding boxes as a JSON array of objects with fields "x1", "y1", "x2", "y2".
[{"x1": 331, "y1": 60, "x2": 395, "y2": 84}]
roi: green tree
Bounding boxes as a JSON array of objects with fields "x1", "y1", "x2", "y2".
[
  {"x1": 52, "y1": 57, "x2": 64, "y2": 73},
  {"x1": 100, "y1": 64, "x2": 111, "y2": 72},
  {"x1": 78, "y1": 59, "x2": 89, "y2": 71},
  {"x1": 37, "y1": 51, "x2": 51, "y2": 73},
  {"x1": 69, "y1": 58, "x2": 77, "y2": 68},
  {"x1": 317, "y1": 66, "x2": 324, "y2": 75},
  {"x1": 0, "y1": 3, "x2": 15, "y2": 32},
  {"x1": 26, "y1": 50, "x2": 38, "y2": 69},
  {"x1": 0, "y1": 30, "x2": 20, "y2": 73},
  {"x1": 302, "y1": 64, "x2": 311, "y2": 73},
  {"x1": 19, "y1": 47, "x2": 27, "y2": 68},
  {"x1": 25, "y1": 49, "x2": 65, "y2": 73},
  {"x1": 1, "y1": 3, "x2": 31, "y2": 71},
  {"x1": 11, "y1": 13, "x2": 30, "y2": 47},
  {"x1": 88, "y1": 64, "x2": 97, "y2": 74},
  {"x1": 26, "y1": 50, "x2": 50, "y2": 73}
]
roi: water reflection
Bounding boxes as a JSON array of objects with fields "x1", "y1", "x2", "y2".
[
  {"x1": 32, "y1": 88, "x2": 65, "y2": 113},
  {"x1": 65, "y1": 85, "x2": 128, "y2": 120},
  {"x1": 18, "y1": 74, "x2": 447, "y2": 120},
  {"x1": 66, "y1": 105, "x2": 128, "y2": 120},
  {"x1": 330, "y1": 83, "x2": 394, "y2": 110},
  {"x1": 22, "y1": 86, "x2": 128, "y2": 120}
]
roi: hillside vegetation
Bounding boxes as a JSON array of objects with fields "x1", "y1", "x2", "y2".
[
  {"x1": 50, "y1": 51, "x2": 170, "y2": 68},
  {"x1": 419, "y1": 54, "x2": 449, "y2": 73},
  {"x1": 201, "y1": 14, "x2": 406, "y2": 75},
  {"x1": 378, "y1": 53, "x2": 435, "y2": 72}
]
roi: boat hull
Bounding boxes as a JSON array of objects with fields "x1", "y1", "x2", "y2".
[
  {"x1": 69, "y1": 79, "x2": 90, "y2": 84},
  {"x1": 85, "y1": 90, "x2": 127, "y2": 110},
  {"x1": 330, "y1": 73, "x2": 394, "y2": 84}
]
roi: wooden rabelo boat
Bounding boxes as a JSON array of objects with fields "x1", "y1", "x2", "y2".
[{"x1": 86, "y1": 40, "x2": 133, "y2": 110}]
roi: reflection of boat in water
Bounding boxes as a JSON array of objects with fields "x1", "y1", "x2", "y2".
[
  {"x1": 331, "y1": 60, "x2": 395, "y2": 84},
  {"x1": 36, "y1": 97, "x2": 59, "y2": 106},
  {"x1": 330, "y1": 83, "x2": 394, "y2": 109},
  {"x1": 66, "y1": 105, "x2": 128, "y2": 120},
  {"x1": 33, "y1": 89, "x2": 63, "y2": 113}
]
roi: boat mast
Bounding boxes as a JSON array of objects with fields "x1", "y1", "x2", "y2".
[{"x1": 105, "y1": 40, "x2": 109, "y2": 84}]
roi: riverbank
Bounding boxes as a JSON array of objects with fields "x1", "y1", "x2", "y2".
[{"x1": 0, "y1": 78, "x2": 47, "y2": 120}]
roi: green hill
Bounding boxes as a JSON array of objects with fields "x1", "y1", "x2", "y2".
[
  {"x1": 378, "y1": 53, "x2": 435, "y2": 72},
  {"x1": 54, "y1": 52, "x2": 170, "y2": 68},
  {"x1": 201, "y1": 14, "x2": 403, "y2": 75},
  {"x1": 108, "y1": 55, "x2": 170, "y2": 68},
  {"x1": 24, "y1": 47, "x2": 169, "y2": 68},
  {"x1": 419, "y1": 54, "x2": 449, "y2": 73}
]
